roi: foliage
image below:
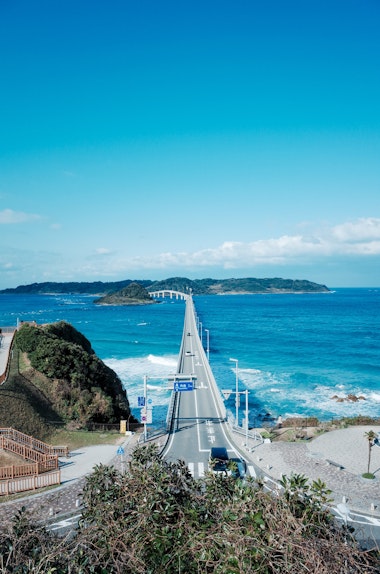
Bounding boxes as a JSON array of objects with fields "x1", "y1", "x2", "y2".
[
  {"x1": 2, "y1": 445, "x2": 376, "y2": 573},
  {"x1": 0, "y1": 347, "x2": 60, "y2": 440},
  {"x1": 15, "y1": 321, "x2": 133, "y2": 427},
  {"x1": 95, "y1": 282, "x2": 155, "y2": 305}
]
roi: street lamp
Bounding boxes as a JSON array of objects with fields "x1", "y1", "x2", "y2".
[
  {"x1": 229, "y1": 358, "x2": 239, "y2": 425},
  {"x1": 244, "y1": 390, "x2": 249, "y2": 446},
  {"x1": 205, "y1": 329, "x2": 210, "y2": 362}
]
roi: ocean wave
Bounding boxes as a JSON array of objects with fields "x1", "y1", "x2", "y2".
[{"x1": 148, "y1": 354, "x2": 177, "y2": 367}]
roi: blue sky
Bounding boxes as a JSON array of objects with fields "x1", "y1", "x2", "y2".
[{"x1": 1, "y1": 0, "x2": 380, "y2": 289}]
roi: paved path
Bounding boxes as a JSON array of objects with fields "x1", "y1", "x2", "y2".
[
  {"x1": 0, "y1": 332, "x2": 13, "y2": 377},
  {"x1": 236, "y1": 425, "x2": 380, "y2": 516}
]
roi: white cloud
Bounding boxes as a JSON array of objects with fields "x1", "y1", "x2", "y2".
[
  {"x1": 118, "y1": 217, "x2": 380, "y2": 271},
  {"x1": 2, "y1": 217, "x2": 380, "y2": 290},
  {"x1": 332, "y1": 218, "x2": 380, "y2": 243},
  {"x1": 0, "y1": 208, "x2": 41, "y2": 224}
]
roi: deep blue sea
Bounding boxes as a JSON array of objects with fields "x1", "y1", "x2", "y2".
[{"x1": 0, "y1": 289, "x2": 379, "y2": 426}]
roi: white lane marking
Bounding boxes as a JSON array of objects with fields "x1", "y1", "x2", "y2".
[
  {"x1": 49, "y1": 514, "x2": 82, "y2": 531},
  {"x1": 198, "y1": 462, "x2": 205, "y2": 477},
  {"x1": 248, "y1": 465, "x2": 257, "y2": 478},
  {"x1": 188, "y1": 462, "x2": 195, "y2": 476}
]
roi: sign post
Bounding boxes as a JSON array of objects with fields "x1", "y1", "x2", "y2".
[
  {"x1": 174, "y1": 380, "x2": 194, "y2": 392},
  {"x1": 117, "y1": 445, "x2": 125, "y2": 472},
  {"x1": 143, "y1": 375, "x2": 147, "y2": 442}
]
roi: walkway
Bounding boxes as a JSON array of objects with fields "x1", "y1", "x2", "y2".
[
  {"x1": 234, "y1": 425, "x2": 380, "y2": 517},
  {"x1": 0, "y1": 332, "x2": 13, "y2": 379}
]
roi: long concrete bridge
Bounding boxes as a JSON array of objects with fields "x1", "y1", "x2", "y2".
[{"x1": 150, "y1": 290, "x2": 255, "y2": 480}]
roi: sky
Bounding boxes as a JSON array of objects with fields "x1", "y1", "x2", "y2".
[{"x1": 1, "y1": 0, "x2": 380, "y2": 289}]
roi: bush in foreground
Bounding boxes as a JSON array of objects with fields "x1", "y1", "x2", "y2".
[{"x1": 0, "y1": 444, "x2": 378, "y2": 573}]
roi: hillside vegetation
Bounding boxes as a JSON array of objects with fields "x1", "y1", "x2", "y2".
[
  {"x1": 94, "y1": 281, "x2": 156, "y2": 305},
  {"x1": 0, "y1": 276, "x2": 330, "y2": 296},
  {"x1": 0, "y1": 348, "x2": 60, "y2": 440},
  {"x1": 7, "y1": 321, "x2": 133, "y2": 431}
]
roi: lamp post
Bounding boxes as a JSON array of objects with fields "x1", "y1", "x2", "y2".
[
  {"x1": 205, "y1": 329, "x2": 210, "y2": 362},
  {"x1": 229, "y1": 358, "x2": 239, "y2": 426},
  {"x1": 244, "y1": 390, "x2": 249, "y2": 446}
]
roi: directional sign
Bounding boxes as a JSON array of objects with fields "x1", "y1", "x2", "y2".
[
  {"x1": 174, "y1": 381, "x2": 194, "y2": 392},
  {"x1": 138, "y1": 396, "x2": 146, "y2": 407}
]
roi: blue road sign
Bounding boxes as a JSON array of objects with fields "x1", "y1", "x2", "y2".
[
  {"x1": 117, "y1": 446, "x2": 124, "y2": 455},
  {"x1": 174, "y1": 381, "x2": 194, "y2": 392},
  {"x1": 138, "y1": 396, "x2": 146, "y2": 407}
]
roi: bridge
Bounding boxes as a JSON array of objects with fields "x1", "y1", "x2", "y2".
[
  {"x1": 149, "y1": 289, "x2": 190, "y2": 301},
  {"x1": 154, "y1": 290, "x2": 256, "y2": 480}
]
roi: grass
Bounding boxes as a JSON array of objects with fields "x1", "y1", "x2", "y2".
[
  {"x1": 48, "y1": 428, "x2": 124, "y2": 451},
  {"x1": 362, "y1": 472, "x2": 376, "y2": 480}
]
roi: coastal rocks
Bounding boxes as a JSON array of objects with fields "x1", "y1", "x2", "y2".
[{"x1": 330, "y1": 394, "x2": 366, "y2": 403}]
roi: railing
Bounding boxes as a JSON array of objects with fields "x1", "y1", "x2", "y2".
[
  {"x1": 166, "y1": 392, "x2": 179, "y2": 433},
  {"x1": 0, "y1": 471, "x2": 61, "y2": 496},
  {"x1": 0, "y1": 428, "x2": 69, "y2": 458},
  {"x1": 0, "y1": 437, "x2": 59, "y2": 469},
  {"x1": 0, "y1": 458, "x2": 59, "y2": 480}
]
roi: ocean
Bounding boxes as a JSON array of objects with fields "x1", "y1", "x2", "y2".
[{"x1": 0, "y1": 288, "x2": 379, "y2": 427}]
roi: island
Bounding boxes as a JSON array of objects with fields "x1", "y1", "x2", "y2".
[{"x1": 0, "y1": 276, "x2": 330, "y2": 297}]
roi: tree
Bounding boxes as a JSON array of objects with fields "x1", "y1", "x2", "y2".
[{"x1": 364, "y1": 430, "x2": 378, "y2": 477}]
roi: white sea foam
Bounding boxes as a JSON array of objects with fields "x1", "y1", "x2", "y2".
[
  {"x1": 104, "y1": 354, "x2": 175, "y2": 410},
  {"x1": 148, "y1": 354, "x2": 177, "y2": 368}
]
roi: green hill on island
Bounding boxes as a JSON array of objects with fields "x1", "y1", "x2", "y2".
[
  {"x1": 94, "y1": 281, "x2": 156, "y2": 305},
  {"x1": 0, "y1": 276, "x2": 330, "y2": 297},
  {"x1": 0, "y1": 321, "x2": 135, "y2": 439}
]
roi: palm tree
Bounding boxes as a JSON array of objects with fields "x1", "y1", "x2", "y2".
[{"x1": 364, "y1": 430, "x2": 377, "y2": 476}]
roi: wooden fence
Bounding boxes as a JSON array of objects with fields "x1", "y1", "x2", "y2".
[
  {"x1": 0, "y1": 470, "x2": 61, "y2": 496},
  {"x1": 0, "y1": 456, "x2": 60, "y2": 479},
  {"x1": 0, "y1": 427, "x2": 69, "y2": 496},
  {"x1": 0, "y1": 427, "x2": 69, "y2": 458}
]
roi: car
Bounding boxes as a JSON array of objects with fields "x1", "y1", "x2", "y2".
[
  {"x1": 229, "y1": 457, "x2": 247, "y2": 480},
  {"x1": 185, "y1": 350, "x2": 192, "y2": 356},
  {"x1": 209, "y1": 447, "x2": 229, "y2": 474}
]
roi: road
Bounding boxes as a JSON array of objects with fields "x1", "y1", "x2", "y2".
[{"x1": 163, "y1": 296, "x2": 257, "y2": 480}]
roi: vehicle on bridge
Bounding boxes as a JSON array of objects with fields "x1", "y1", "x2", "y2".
[{"x1": 209, "y1": 447, "x2": 229, "y2": 475}]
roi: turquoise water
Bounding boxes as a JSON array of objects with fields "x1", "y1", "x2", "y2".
[{"x1": 0, "y1": 288, "x2": 379, "y2": 425}]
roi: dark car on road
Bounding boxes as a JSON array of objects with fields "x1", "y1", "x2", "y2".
[{"x1": 209, "y1": 447, "x2": 229, "y2": 474}]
